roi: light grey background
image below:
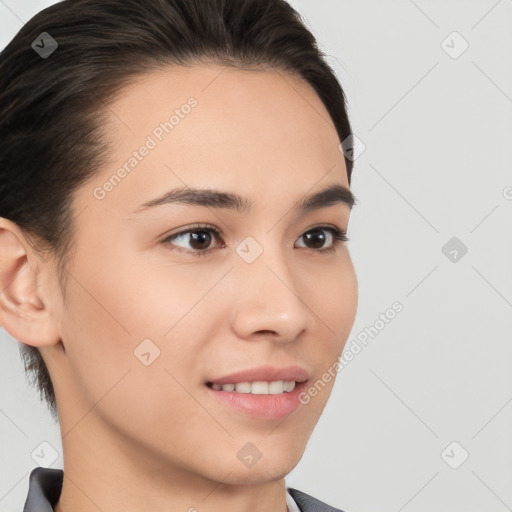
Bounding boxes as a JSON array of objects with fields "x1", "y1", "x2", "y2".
[{"x1": 1, "y1": 1, "x2": 511, "y2": 511}]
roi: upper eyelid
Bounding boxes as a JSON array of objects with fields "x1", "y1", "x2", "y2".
[
  {"x1": 162, "y1": 223, "x2": 345, "y2": 238},
  {"x1": 161, "y1": 223, "x2": 221, "y2": 240}
]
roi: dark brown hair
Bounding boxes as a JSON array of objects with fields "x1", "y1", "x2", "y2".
[{"x1": 0, "y1": 0, "x2": 354, "y2": 421}]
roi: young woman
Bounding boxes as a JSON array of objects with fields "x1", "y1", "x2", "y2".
[{"x1": 0, "y1": 1, "x2": 358, "y2": 511}]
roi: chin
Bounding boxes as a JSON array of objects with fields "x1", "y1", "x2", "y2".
[
  {"x1": 222, "y1": 463, "x2": 294, "y2": 486},
  {"x1": 229, "y1": 447, "x2": 302, "y2": 484}
]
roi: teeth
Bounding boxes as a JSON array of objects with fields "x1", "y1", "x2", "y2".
[
  {"x1": 283, "y1": 381, "x2": 296, "y2": 392},
  {"x1": 249, "y1": 381, "x2": 268, "y2": 394},
  {"x1": 268, "y1": 381, "x2": 284, "y2": 394},
  {"x1": 235, "y1": 382, "x2": 252, "y2": 393},
  {"x1": 210, "y1": 380, "x2": 297, "y2": 394}
]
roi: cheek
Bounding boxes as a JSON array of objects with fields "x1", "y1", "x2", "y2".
[
  {"x1": 287, "y1": 257, "x2": 357, "y2": 411},
  {"x1": 59, "y1": 274, "x2": 206, "y2": 445},
  {"x1": 305, "y1": 253, "x2": 358, "y2": 341},
  {"x1": 59, "y1": 252, "x2": 221, "y2": 411}
]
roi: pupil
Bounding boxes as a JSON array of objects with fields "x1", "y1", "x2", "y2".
[
  {"x1": 305, "y1": 229, "x2": 325, "y2": 249},
  {"x1": 190, "y1": 231, "x2": 211, "y2": 250}
]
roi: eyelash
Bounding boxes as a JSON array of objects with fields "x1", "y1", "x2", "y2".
[{"x1": 161, "y1": 223, "x2": 349, "y2": 258}]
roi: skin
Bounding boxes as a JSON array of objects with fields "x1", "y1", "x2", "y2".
[{"x1": 0, "y1": 65, "x2": 358, "y2": 512}]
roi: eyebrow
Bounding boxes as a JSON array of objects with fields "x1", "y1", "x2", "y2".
[{"x1": 131, "y1": 183, "x2": 356, "y2": 215}]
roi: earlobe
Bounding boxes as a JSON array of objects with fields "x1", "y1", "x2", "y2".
[{"x1": 0, "y1": 218, "x2": 61, "y2": 347}]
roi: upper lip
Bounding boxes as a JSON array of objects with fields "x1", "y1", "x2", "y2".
[{"x1": 206, "y1": 365, "x2": 309, "y2": 385}]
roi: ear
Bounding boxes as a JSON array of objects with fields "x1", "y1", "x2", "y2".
[{"x1": 0, "y1": 217, "x2": 61, "y2": 347}]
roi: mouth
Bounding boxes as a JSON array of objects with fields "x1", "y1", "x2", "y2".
[
  {"x1": 205, "y1": 380, "x2": 299, "y2": 394},
  {"x1": 203, "y1": 379, "x2": 309, "y2": 420}
]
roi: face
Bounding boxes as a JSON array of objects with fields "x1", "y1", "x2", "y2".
[{"x1": 41, "y1": 65, "x2": 358, "y2": 486}]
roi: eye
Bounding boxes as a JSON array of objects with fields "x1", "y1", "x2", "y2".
[
  {"x1": 161, "y1": 223, "x2": 223, "y2": 258},
  {"x1": 295, "y1": 226, "x2": 349, "y2": 254},
  {"x1": 161, "y1": 224, "x2": 349, "y2": 257}
]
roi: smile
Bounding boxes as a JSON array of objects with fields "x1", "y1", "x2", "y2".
[
  {"x1": 204, "y1": 380, "x2": 309, "y2": 420},
  {"x1": 206, "y1": 380, "x2": 296, "y2": 394}
]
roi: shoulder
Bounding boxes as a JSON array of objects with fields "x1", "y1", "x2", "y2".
[{"x1": 287, "y1": 487, "x2": 347, "y2": 512}]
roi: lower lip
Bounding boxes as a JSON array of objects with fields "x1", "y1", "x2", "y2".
[{"x1": 204, "y1": 381, "x2": 308, "y2": 420}]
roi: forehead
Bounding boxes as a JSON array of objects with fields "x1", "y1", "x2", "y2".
[
  {"x1": 105, "y1": 64, "x2": 342, "y2": 162},
  {"x1": 75, "y1": 65, "x2": 348, "y2": 219}
]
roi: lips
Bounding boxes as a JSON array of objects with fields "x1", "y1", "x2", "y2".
[
  {"x1": 205, "y1": 364, "x2": 309, "y2": 386},
  {"x1": 204, "y1": 377, "x2": 310, "y2": 420}
]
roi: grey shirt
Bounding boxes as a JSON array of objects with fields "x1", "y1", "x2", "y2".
[{"x1": 22, "y1": 467, "x2": 345, "y2": 512}]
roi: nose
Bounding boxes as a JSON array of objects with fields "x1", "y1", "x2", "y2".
[{"x1": 229, "y1": 241, "x2": 317, "y2": 344}]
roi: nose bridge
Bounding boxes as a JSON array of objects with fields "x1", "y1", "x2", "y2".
[{"x1": 230, "y1": 232, "x2": 314, "y2": 340}]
